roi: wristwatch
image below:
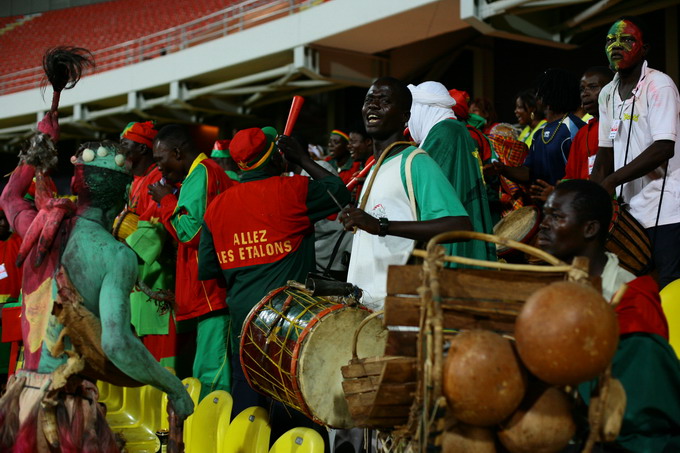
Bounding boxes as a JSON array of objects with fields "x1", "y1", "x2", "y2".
[{"x1": 378, "y1": 217, "x2": 389, "y2": 237}]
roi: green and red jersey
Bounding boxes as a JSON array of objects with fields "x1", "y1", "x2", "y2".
[
  {"x1": 198, "y1": 170, "x2": 349, "y2": 351},
  {"x1": 159, "y1": 154, "x2": 237, "y2": 321}
]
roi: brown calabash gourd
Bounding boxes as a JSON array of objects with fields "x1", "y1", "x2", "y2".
[
  {"x1": 443, "y1": 330, "x2": 527, "y2": 426},
  {"x1": 441, "y1": 423, "x2": 497, "y2": 453},
  {"x1": 497, "y1": 384, "x2": 576, "y2": 453},
  {"x1": 515, "y1": 281, "x2": 619, "y2": 386}
]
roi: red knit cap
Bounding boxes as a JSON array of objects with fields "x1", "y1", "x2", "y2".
[
  {"x1": 230, "y1": 128, "x2": 275, "y2": 171},
  {"x1": 120, "y1": 121, "x2": 158, "y2": 148},
  {"x1": 449, "y1": 89, "x2": 470, "y2": 120}
]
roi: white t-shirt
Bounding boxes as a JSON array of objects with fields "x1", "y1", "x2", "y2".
[
  {"x1": 348, "y1": 152, "x2": 416, "y2": 311},
  {"x1": 347, "y1": 147, "x2": 468, "y2": 311},
  {"x1": 598, "y1": 61, "x2": 680, "y2": 228}
]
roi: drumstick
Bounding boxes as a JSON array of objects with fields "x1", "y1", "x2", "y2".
[
  {"x1": 283, "y1": 96, "x2": 304, "y2": 136},
  {"x1": 326, "y1": 189, "x2": 345, "y2": 213}
]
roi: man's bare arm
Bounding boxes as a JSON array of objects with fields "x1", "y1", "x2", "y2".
[
  {"x1": 600, "y1": 140, "x2": 674, "y2": 194},
  {"x1": 340, "y1": 208, "x2": 472, "y2": 242},
  {"x1": 99, "y1": 246, "x2": 194, "y2": 419}
]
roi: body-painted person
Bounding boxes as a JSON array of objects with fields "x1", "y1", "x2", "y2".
[
  {"x1": 0, "y1": 141, "x2": 193, "y2": 451},
  {"x1": 198, "y1": 126, "x2": 349, "y2": 438},
  {"x1": 590, "y1": 17, "x2": 680, "y2": 290}
]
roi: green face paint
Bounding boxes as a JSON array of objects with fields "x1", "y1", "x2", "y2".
[{"x1": 605, "y1": 20, "x2": 644, "y2": 71}]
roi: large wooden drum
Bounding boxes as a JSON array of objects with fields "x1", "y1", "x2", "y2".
[
  {"x1": 240, "y1": 286, "x2": 387, "y2": 428},
  {"x1": 606, "y1": 200, "x2": 652, "y2": 276}
]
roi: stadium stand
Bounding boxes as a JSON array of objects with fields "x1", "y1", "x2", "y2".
[{"x1": 0, "y1": 0, "x2": 327, "y2": 95}]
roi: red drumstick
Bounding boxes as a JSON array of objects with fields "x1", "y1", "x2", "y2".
[
  {"x1": 283, "y1": 95, "x2": 304, "y2": 136},
  {"x1": 346, "y1": 159, "x2": 375, "y2": 191}
]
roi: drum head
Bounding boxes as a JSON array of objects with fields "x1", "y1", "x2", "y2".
[
  {"x1": 297, "y1": 308, "x2": 386, "y2": 428},
  {"x1": 493, "y1": 206, "x2": 540, "y2": 255}
]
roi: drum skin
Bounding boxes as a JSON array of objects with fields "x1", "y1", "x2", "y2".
[
  {"x1": 112, "y1": 209, "x2": 139, "y2": 241},
  {"x1": 493, "y1": 206, "x2": 540, "y2": 257},
  {"x1": 515, "y1": 282, "x2": 619, "y2": 386},
  {"x1": 240, "y1": 286, "x2": 387, "y2": 428}
]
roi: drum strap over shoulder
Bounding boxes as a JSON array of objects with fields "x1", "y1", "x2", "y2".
[{"x1": 405, "y1": 148, "x2": 426, "y2": 220}]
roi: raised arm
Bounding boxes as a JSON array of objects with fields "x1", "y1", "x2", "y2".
[{"x1": 0, "y1": 164, "x2": 39, "y2": 238}]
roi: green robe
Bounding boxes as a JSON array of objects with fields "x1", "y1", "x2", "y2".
[
  {"x1": 420, "y1": 119, "x2": 496, "y2": 263},
  {"x1": 579, "y1": 333, "x2": 680, "y2": 452}
]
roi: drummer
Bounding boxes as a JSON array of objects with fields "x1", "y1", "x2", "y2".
[
  {"x1": 536, "y1": 179, "x2": 680, "y2": 450},
  {"x1": 118, "y1": 121, "x2": 177, "y2": 367},
  {"x1": 198, "y1": 127, "x2": 349, "y2": 432},
  {"x1": 340, "y1": 77, "x2": 472, "y2": 311}
]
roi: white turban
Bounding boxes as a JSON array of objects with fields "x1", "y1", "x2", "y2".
[{"x1": 407, "y1": 81, "x2": 457, "y2": 144}]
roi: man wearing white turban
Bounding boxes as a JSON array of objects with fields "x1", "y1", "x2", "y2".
[{"x1": 408, "y1": 81, "x2": 496, "y2": 263}]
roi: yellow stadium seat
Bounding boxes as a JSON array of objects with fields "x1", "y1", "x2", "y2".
[
  {"x1": 221, "y1": 406, "x2": 270, "y2": 453},
  {"x1": 101, "y1": 383, "x2": 124, "y2": 413},
  {"x1": 97, "y1": 380, "x2": 110, "y2": 403},
  {"x1": 660, "y1": 278, "x2": 680, "y2": 357},
  {"x1": 181, "y1": 377, "x2": 202, "y2": 446},
  {"x1": 269, "y1": 428, "x2": 324, "y2": 453},
  {"x1": 107, "y1": 385, "x2": 145, "y2": 427},
  {"x1": 186, "y1": 389, "x2": 232, "y2": 453}
]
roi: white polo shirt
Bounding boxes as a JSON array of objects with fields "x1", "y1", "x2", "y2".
[{"x1": 598, "y1": 61, "x2": 680, "y2": 228}]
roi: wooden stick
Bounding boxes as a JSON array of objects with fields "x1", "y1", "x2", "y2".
[
  {"x1": 167, "y1": 403, "x2": 185, "y2": 453},
  {"x1": 351, "y1": 310, "x2": 384, "y2": 361},
  {"x1": 425, "y1": 231, "x2": 566, "y2": 265},
  {"x1": 442, "y1": 304, "x2": 520, "y2": 317},
  {"x1": 412, "y1": 249, "x2": 572, "y2": 273}
]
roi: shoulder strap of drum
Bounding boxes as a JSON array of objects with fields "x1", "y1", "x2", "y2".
[{"x1": 405, "y1": 148, "x2": 426, "y2": 220}]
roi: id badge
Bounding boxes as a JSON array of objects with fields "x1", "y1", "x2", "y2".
[
  {"x1": 587, "y1": 154, "x2": 597, "y2": 175},
  {"x1": 608, "y1": 119, "x2": 621, "y2": 140},
  {"x1": 0, "y1": 264, "x2": 7, "y2": 281}
]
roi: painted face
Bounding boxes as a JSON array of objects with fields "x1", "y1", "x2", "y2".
[
  {"x1": 348, "y1": 132, "x2": 372, "y2": 162},
  {"x1": 153, "y1": 140, "x2": 184, "y2": 185},
  {"x1": 605, "y1": 20, "x2": 645, "y2": 71},
  {"x1": 327, "y1": 134, "x2": 349, "y2": 161},
  {"x1": 536, "y1": 190, "x2": 587, "y2": 261}
]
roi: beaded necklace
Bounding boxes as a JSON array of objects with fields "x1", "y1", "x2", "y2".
[{"x1": 541, "y1": 114, "x2": 568, "y2": 145}]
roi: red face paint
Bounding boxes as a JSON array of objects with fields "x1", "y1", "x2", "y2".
[{"x1": 605, "y1": 20, "x2": 644, "y2": 71}]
